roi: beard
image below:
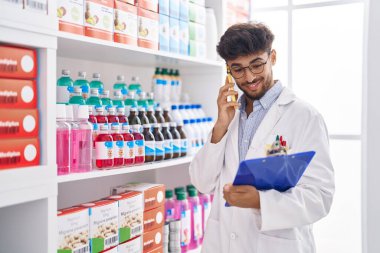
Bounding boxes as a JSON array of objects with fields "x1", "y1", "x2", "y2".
[{"x1": 236, "y1": 71, "x2": 273, "y2": 101}]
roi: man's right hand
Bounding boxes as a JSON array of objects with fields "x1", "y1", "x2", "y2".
[{"x1": 211, "y1": 77, "x2": 239, "y2": 144}]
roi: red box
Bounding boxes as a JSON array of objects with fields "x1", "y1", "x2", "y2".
[
  {"x1": 143, "y1": 226, "x2": 163, "y2": 253},
  {"x1": 84, "y1": 0, "x2": 114, "y2": 41},
  {"x1": 138, "y1": 0, "x2": 158, "y2": 12},
  {"x1": 144, "y1": 205, "x2": 164, "y2": 232},
  {"x1": 0, "y1": 138, "x2": 40, "y2": 170},
  {"x1": 0, "y1": 79, "x2": 37, "y2": 109},
  {"x1": 137, "y1": 8, "x2": 159, "y2": 50},
  {"x1": 146, "y1": 246, "x2": 162, "y2": 253},
  {"x1": 114, "y1": 1, "x2": 138, "y2": 46},
  {"x1": 0, "y1": 109, "x2": 39, "y2": 138},
  {"x1": 0, "y1": 45, "x2": 37, "y2": 79}
]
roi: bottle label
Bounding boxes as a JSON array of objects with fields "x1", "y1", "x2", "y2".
[
  {"x1": 113, "y1": 140, "x2": 124, "y2": 158},
  {"x1": 173, "y1": 139, "x2": 181, "y2": 154},
  {"x1": 181, "y1": 209, "x2": 191, "y2": 246},
  {"x1": 164, "y1": 140, "x2": 173, "y2": 153},
  {"x1": 124, "y1": 140, "x2": 135, "y2": 159},
  {"x1": 145, "y1": 141, "x2": 155, "y2": 156},
  {"x1": 155, "y1": 141, "x2": 164, "y2": 156},
  {"x1": 204, "y1": 201, "x2": 211, "y2": 230},
  {"x1": 95, "y1": 141, "x2": 114, "y2": 160},
  {"x1": 135, "y1": 139, "x2": 145, "y2": 157},
  {"x1": 181, "y1": 139, "x2": 188, "y2": 154},
  {"x1": 193, "y1": 204, "x2": 203, "y2": 240}
]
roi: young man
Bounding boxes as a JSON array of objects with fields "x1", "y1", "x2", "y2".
[{"x1": 189, "y1": 22, "x2": 335, "y2": 253}]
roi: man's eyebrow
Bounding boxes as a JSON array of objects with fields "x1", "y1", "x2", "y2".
[{"x1": 230, "y1": 57, "x2": 265, "y2": 68}]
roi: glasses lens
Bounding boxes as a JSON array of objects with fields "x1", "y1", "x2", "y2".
[
  {"x1": 230, "y1": 68, "x2": 245, "y2": 79},
  {"x1": 249, "y1": 62, "x2": 265, "y2": 74}
]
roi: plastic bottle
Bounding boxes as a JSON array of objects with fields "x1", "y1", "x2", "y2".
[
  {"x1": 165, "y1": 189, "x2": 176, "y2": 222},
  {"x1": 95, "y1": 105, "x2": 109, "y2": 129},
  {"x1": 142, "y1": 124, "x2": 155, "y2": 163},
  {"x1": 107, "y1": 106, "x2": 120, "y2": 124},
  {"x1": 56, "y1": 104, "x2": 71, "y2": 175},
  {"x1": 113, "y1": 75, "x2": 127, "y2": 91},
  {"x1": 152, "y1": 123, "x2": 164, "y2": 161},
  {"x1": 199, "y1": 192, "x2": 211, "y2": 245},
  {"x1": 201, "y1": 118, "x2": 209, "y2": 144},
  {"x1": 207, "y1": 117, "x2": 214, "y2": 134},
  {"x1": 111, "y1": 123, "x2": 125, "y2": 167},
  {"x1": 131, "y1": 124, "x2": 145, "y2": 164},
  {"x1": 117, "y1": 106, "x2": 128, "y2": 124},
  {"x1": 121, "y1": 123, "x2": 135, "y2": 166},
  {"x1": 175, "y1": 191, "x2": 191, "y2": 252},
  {"x1": 196, "y1": 118, "x2": 205, "y2": 146},
  {"x1": 190, "y1": 119, "x2": 201, "y2": 152},
  {"x1": 197, "y1": 104, "x2": 206, "y2": 118},
  {"x1": 138, "y1": 107, "x2": 150, "y2": 125},
  {"x1": 177, "y1": 122, "x2": 188, "y2": 157},
  {"x1": 74, "y1": 71, "x2": 90, "y2": 100},
  {"x1": 137, "y1": 92, "x2": 149, "y2": 109},
  {"x1": 57, "y1": 69, "x2": 73, "y2": 103},
  {"x1": 183, "y1": 119, "x2": 194, "y2": 155},
  {"x1": 170, "y1": 122, "x2": 181, "y2": 158},
  {"x1": 75, "y1": 105, "x2": 93, "y2": 172},
  {"x1": 100, "y1": 90, "x2": 113, "y2": 107},
  {"x1": 146, "y1": 106, "x2": 157, "y2": 125},
  {"x1": 152, "y1": 67, "x2": 163, "y2": 101},
  {"x1": 147, "y1": 92, "x2": 155, "y2": 107},
  {"x1": 128, "y1": 107, "x2": 141, "y2": 126},
  {"x1": 175, "y1": 186, "x2": 186, "y2": 196},
  {"x1": 113, "y1": 90, "x2": 125, "y2": 107},
  {"x1": 178, "y1": 105, "x2": 188, "y2": 122},
  {"x1": 66, "y1": 105, "x2": 80, "y2": 173},
  {"x1": 175, "y1": 70, "x2": 182, "y2": 101},
  {"x1": 171, "y1": 105, "x2": 183, "y2": 125},
  {"x1": 128, "y1": 76, "x2": 142, "y2": 93},
  {"x1": 161, "y1": 68, "x2": 171, "y2": 102},
  {"x1": 124, "y1": 91, "x2": 138, "y2": 114},
  {"x1": 94, "y1": 124, "x2": 114, "y2": 169},
  {"x1": 185, "y1": 104, "x2": 195, "y2": 121},
  {"x1": 163, "y1": 107, "x2": 173, "y2": 123},
  {"x1": 88, "y1": 106, "x2": 97, "y2": 125},
  {"x1": 161, "y1": 122, "x2": 173, "y2": 160},
  {"x1": 169, "y1": 69, "x2": 177, "y2": 102},
  {"x1": 90, "y1": 73, "x2": 104, "y2": 90},
  {"x1": 188, "y1": 188, "x2": 202, "y2": 250},
  {"x1": 86, "y1": 88, "x2": 102, "y2": 108},
  {"x1": 69, "y1": 86, "x2": 86, "y2": 105}
]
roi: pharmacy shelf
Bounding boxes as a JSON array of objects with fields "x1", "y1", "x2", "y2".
[
  {"x1": 57, "y1": 156, "x2": 193, "y2": 183},
  {"x1": 57, "y1": 31, "x2": 224, "y2": 69}
]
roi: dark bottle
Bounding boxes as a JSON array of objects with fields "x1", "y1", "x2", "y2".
[
  {"x1": 161, "y1": 122, "x2": 173, "y2": 160},
  {"x1": 143, "y1": 124, "x2": 155, "y2": 163},
  {"x1": 170, "y1": 122, "x2": 181, "y2": 158},
  {"x1": 152, "y1": 123, "x2": 164, "y2": 161},
  {"x1": 138, "y1": 107, "x2": 150, "y2": 125},
  {"x1": 128, "y1": 107, "x2": 141, "y2": 126},
  {"x1": 146, "y1": 106, "x2": 158, "y2": 124},
  {"x1": 154, "y1": 107, "x2": 165, "y2": 127},
  {"x1": 163, "y1": 107, "x2": 173, "y2": 123},
  {"x1": 177, "y1": 122, "x2": 188, "y2": 157}
]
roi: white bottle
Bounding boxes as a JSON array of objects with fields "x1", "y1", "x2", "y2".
[
  {"x1": 183, "y1": 119, "x2": 194, "y2": 155},
  {"x1": 193, "y1": 118, "x2": 204, "y2": 150},
  {"x1": 189, "y1": 119, "x2": 199, "y2": 153},
  {"x1": 185, "y1": 104, "x2": 195, "y2": 121},
  {"x1": 201, "y1": 117, "x2": 209, "y2": 143},
  {"x1": 196, "y1": 104, "x2": 206, "y2": 118},
  {"x1": 171, "y1": 105, "x2": 183, "y2": 125},
  {"x1": 178, "y1": 104, "x2": 189, "y2": 122},
  {"x1": 162, "y1": 68, "x2": 171, "y2": 103}
]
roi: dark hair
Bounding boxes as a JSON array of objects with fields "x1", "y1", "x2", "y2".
[{"x1": 216, "y1": 22, "x2": 275, "y2": 61}]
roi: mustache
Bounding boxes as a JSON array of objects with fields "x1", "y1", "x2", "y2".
[{"x1": 242, "y1": 77, "x2": 263, "y2": 86}]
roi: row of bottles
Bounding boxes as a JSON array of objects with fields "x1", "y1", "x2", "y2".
[{"x1": 152, "y1": 67, "x2": 182, "y2": 103}]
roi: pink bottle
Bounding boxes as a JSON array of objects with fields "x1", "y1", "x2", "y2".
[
  {"x1": 117, "y1": 106, "x2": 128, "y2": 124},
  {"x1": 131, "y1": 124, "x2": 145, "y2": 164},
  {"x1": 107, "y1": 106, "x2": 119, "y2": 124},
  {"x1": 188, "y1": 188, "x2": 202, "y2": 250},
  {"x1": 165, "y1": 189, "x2": 176, "y2": 222},
  {"x1": 56, "y1": 104, "x2": 70, "y2": 175},
  {"x1": 121, "y1": 123, "x2": 135, "y2": 166},
  {"x1": 175, "y1": 191, "x2": 191, "y2": 253},
  {"x1": 94, "y1": 124, "x2": 114, "y2": 169},
  {"x1": 66, "y1": 105, "x2": 79, "y2": 173},
  {"x1": 111, "y1": 123, "x2": 124, "y2": 167},
  {"x1": 95, "y1": 105, "x2": 108, "y2": 129},
  {"x1": 199, "y1": 193, "x2": 211, "y2": 245},
  {"x1": 74, "y1": 105, "x2": 93, "y2": 172}
]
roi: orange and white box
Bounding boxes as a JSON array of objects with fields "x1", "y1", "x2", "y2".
[
  {"x1": 138, "y1": 0, "x2": 158, "y2": 13},
  {"x1": 143, "y1": 205, "x2": 164, "y2": 232},
  {"x1": 111, "y1": 183, "x2": 165, "y2": 211},
  {"x1": 0, "y1": 109, "x2": 39, "y2": 139},
  {"x1": 57, "y1": 0, "x2": 85, "y2": 35},
  {"x1": 0, "y1": 138, "x2": 40, "y2": 170},
  {"x1": 143, "y1": 227, "x2": 163, "y2": 253},
  {"x1": 114, "y1": 1, "x2": 138, "y2": 46},
  {"x1": 57, "y1": 206, "x2": 90, "y2": 253},
  {"x1": 0, "y1": 45, "x2": 37, "y2": 80},
  {"x1": 146, "y1": 246, "x2": 163, "y2": 253},
  {"x1": 84, "y1": 0, "x2": 114, "y2": 41},
  {"x1": 118, "y1": 236, "x2": 143, "y2": 253},
  {"x1": 137, "y1": 8, "x2": 159, "y2": 50},
  {"x1": 0, "y1": 79, "x2": 37, "y2": 109}
]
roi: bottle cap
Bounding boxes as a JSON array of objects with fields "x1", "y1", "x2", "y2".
[
  {"x1": 117, "y1": 75, "x2": 124, "y2": 81},
  {"x1": 131, "y1": 76, "x2": 139, "y2": 82},
  {"x1": 171, "y1": 105, "x2": 178, "y2": 110},
  {"x1": 170, "y1": 122, "x2": 177, "y2": 127},
  {"x1": 62, "y1": 69, "x2": 70, "y2": 75},
  {"x1": 183, "y1": 119, "x2": 189, "y2": 124},
  {"x1": 177, "y1": 121, "x2": 184, "y2": 127},
  {"x1": 202, "y1": 118, "x2": 207, "y2": 122},
  {"x1": 147, "y1": 106, "x2": 154, "y2": 112},
  {"x1": 185, "y1": 105, "x2": 191, "y2": 109},
  {"x1": 78, "y1": 71, "x2": 86, "y2": 78},
  {"x1": 65, "y1": 105, "x2": 74, "y2": 120},
  {"x1": 191, "y1": 104, "x2": 197, "y2": 109},
  {"x1": 186, "y1": 184, "x2": 195, "y2": 192},
  {"x1": 208, "y1": 117, "x2": 213, "y2": 122},
  {"x1": 56, "y1": 104, "x2": 66, "y2": 119},
  {"x1": 77, "y1": 105, "x2": 89, "y2": 119},
  {"x1": 138, "y1": 107, "x2": 146, "y2": 112},
  {"x1": 174, "y1": 186, "x2": 185, "y2": 195},
  {"x1": 176, "y1": 191, "x2": 187, "y2": 200},
  {"x1": 178, "y1": 105, "x2": 185, "y2": 110},
  {"x1": 130, "y1": 107, "x2": 137, "y2": 112},
  {"x1": 155, "y1": 107, "x2": 162, "y2": 112},
  {"x1": 93, "y1": 73, "x2": 100, "y2": 79},
  {"x1": 196, "y1": 119, "x2": 202, "y2": 123},
  {"x1": 161, "y1": 122, "x2": 169, "y2": 128},
  {"x1": 190, "y1": 119, "x2": 196, "y2": 124},
  {"x1": 165, "y1": 189, "x2": 174, "y2": 199},
  {"x1": 188, "y1": 188, "x2": 198, "y2": 197}
]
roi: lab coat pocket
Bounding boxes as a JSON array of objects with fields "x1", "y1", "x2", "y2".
[
  {"x1": 257, "y1": 232, "x2": 302, "y2": 253},
  {"x1": 201, "y1": 218, "x2": 221, "y2": 253}
]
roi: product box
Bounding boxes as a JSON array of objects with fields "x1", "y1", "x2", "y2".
[
  {"x1": 114, "y1": 0, "x2": 138, "y2": 46},
  {"x1": 188, "y1": 2, "x2": 205, "y2": 25},
  {"x1": 57, "y1": 207, "x2": 90, "y2": 253},
  {"x1": 147, "y1": 246, "x2": 163, "y2": 253},
  {"x1": 158, "y1": 0, "x2": 169, "y2": 16},
  {"x1": 143, "y1": 227, "x2": 163, "y2": 253},
  {"x1": 189, "y1": 40, "x2": 206, "y2": 58},
  {"x1": 0, "y1": 138, "x2": 40, "y2": 170},
  {"x1": 0, "y1": 79, "x2": 37, "y2": 109},
  {"x1": 189, "y1": 0, "x2": 204, "y2": 6},
  {"x1": 107, "y1": 191, "x2": 144, "y2": 244},
  {"x1": 189, "y1": 21, "x2": 205, "y2": 41},
  {"x1": 0, "y1": 45, "x2": 37, "y2": 80},
  {"x1": 169, "y1": 17, "x2": 179, "y2": 54},
  {"x1": 143, "y1": 205, "x2": 164, "y2": 232},
  {"x1": 138, "y1": 0, "x2": 158, "y2": 12},
  {"x1": 179, "y1": 20, "x2": 189, "y2": 55},
  {"x1": 80, "y1": 200, "x2": 119, "y2": 253},
  {"x1": 169, "y1": 0, "x2": 179, "y2": 19},
  {"x1": 57, "y1": 0, "x2": 85, "y2": 35},
  {"x1": 118, "y1": 236, "x2": 143, "y2": 253},
  {"x1": 138, "y1": 8, "x2": 159, "y2": 50},
  {"x1": 111, "y1": 183, "x2": 165, "y2": 211},
  {"x1": 0, "y1": 0, "x2": 23, "y2": 8},
  {"x1": 179, "y1": 0, "x2": 189, "y2": 21},
  {"x1": 84, "y1": 0, "x2": 114, "y2": 41},
  {"x1": 0, "y1": 109, "x2": 39, "y2": 139},
  {"x1": 159, "y1": 14, "x2": 170, "y2": 52},
  {"x1": 24, "y1": 0, "x2": 48, "y2": 14}
]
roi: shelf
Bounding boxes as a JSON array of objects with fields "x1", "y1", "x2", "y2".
[
  {"x1": 57, "y1": 156, "x2": 193, "y2": 183},
  {"x1": 57, "y1": 31, "x2": 224, "y2": 69}
]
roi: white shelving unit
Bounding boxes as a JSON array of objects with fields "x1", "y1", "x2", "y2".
[{"x1": 0, "y1": 1, "x2": 229, "y2": 252}]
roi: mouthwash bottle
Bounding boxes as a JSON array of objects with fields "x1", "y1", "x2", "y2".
[
  {"x1": 74, "y1": 71, "x2": 90, "y2": 100},
  {"x1": 113, "y1": 90, "x2": 125, "y2": 107},
  {"x1": 75, "y1": 105, "x2": 93, "y2": 173},
  {"x1": 57, "y1": 69, "x2": 73, "y2": 103},
  {"x1": 66, "y1": 105, "x2": 79, "y2": 173},
  {"x1": 86, "y1": 88, "x2": 102, "y2": 108},
  {"x1": 147, "y1": 92, "x2": 155, "y2": 107},
  {"x1": 128, "y1": 76, "x2": 142, "y2": 93},
  {"x1": 121, "y1": 123, "x2": 135, "y2": 166},
  {"x1": 165, "y1": 189, "x2": 176, "y2": 222},
  {"x1": 161, "y1": 122, "x2": 173, "y2": 160},
  {"x1": 131, "y1": 124, "x2": 145, "y2": 164},
  {"x1": 170, "y1": 122, "x2": 181, "y2": 158},
  {"x1": 95, "y1": 105, "x2": 109, "y2": 129},
  {"x1": 138, "y1": 107, "x2": 150, "y2": 125},
  {"x1": 116, "y1": 106, "x2": 128, "y2": 124},
  {"x1": 137, "y1": 92, "x2": 149, "y2": 109},
  {"x1": 188, "y1": 188, "x2": 202, "y2": 250},
  {"x1": 94, "y1": 124, "x2": 114, "y2": 169},
  {"x1": 124, "y1": 91, "x2": 138, "y2": 116},
  {"x1": 69, "y1": 86, "x2": 86, "y2": 105},
  {"x1": 113, "y1": 75, "x2": 127, "y2": 91},
  {"x1": 100, "y1": 90, "x2": 113, "y2": 107},
  {"x1": 90, "y1": 73, "x2": 104, "y2": 90},
  {"x1": 56, "y1": 104, "x2": 71, "y2": 175},
  {"x1": 110, "y1": 123, "x2": 124, "y2": 167},
  {"x1": 152, "y1": 67, "x2": 163, "y2": 102},
  {"x1": 128, "y1": 107, "x2": 141, "y2": 126},
  {"x1": 142, "y1": 124, "x2": 155, "y2": 163},
  {"x1": 175, "y1": 191, "x2": 191, "y2": 252},
  {"x1": 152, "y1": 123, "x2": 164, "y2": 161},
  {"x1": 107, "y1": 106, "x2": 120, "y2": 124}
]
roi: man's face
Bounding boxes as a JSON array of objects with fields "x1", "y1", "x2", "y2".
[{"x1": 227, "y1": 50, "x2": 276, "y2": 101}]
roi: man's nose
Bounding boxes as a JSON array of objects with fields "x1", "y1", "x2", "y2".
[{"x1": 245, "y1": 68, "x2": 256, "y2": 82}]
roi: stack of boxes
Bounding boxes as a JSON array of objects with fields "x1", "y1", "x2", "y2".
[
  {"x1": 0, "y1": 45, "x2": 40, "y2": 170},
  {"x1": 188, "y1": 0, "x2": 206, "y2": 58}
]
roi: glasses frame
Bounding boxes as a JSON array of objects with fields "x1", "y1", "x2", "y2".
[{"x1": 228, "y1": 50, "x2": 272, "y2": 79}]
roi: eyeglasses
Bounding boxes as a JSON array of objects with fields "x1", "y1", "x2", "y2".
[{"x1": 228, "y1": 52, "x2": 271, "y2": 79}]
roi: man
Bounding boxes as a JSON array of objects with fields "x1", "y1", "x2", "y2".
[{"x1": 189, "y1": 22, "x2": 335, "y2": 253}]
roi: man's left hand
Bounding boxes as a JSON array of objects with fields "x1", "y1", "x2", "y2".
[{"x1": 223, "y1": 183, "x2": 261, "y2": 209}]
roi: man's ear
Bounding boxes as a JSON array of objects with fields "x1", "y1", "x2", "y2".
[{"x1": 271, "y1": 49, "x2": 277, "y2": 66}]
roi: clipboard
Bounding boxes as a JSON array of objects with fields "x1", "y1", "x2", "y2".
[{"x1": 225, "y1": 151, "x2": 316, "y2": 207}]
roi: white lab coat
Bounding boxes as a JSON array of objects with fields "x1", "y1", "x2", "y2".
[{"x1": 189, "y1": 87, "x2": 335, "y2": 253}]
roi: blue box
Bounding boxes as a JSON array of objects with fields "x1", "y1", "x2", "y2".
[
  {"x1": 159, "y1": 14, "x2": 170, "y2": 52},
  {"x1": 179, "y1": 20, "x2": 189, "y2": 55},
  {"x1": 169, "y1": 17, "x2": 180, "y2": 54},
  {"x1": 159, "y1": 0, "x2": 169, "y2": 16},
  {"x1": 170, "y1": 0, "x2": 180, "y2": 19},
  {"x1": 179, "y1": 0, "x2": 189, "y2": 21}
]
